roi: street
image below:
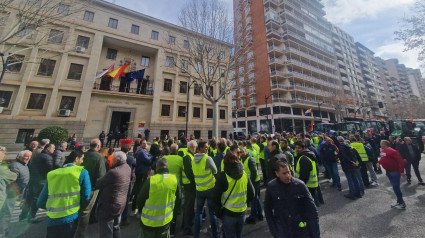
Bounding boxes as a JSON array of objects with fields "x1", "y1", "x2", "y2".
[{"x1": 5, "y1": 156, "x2": 425, "y2": 238}]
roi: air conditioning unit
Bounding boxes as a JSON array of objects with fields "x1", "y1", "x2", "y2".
[
  {"x1": 58, "y1": 109, "x2": 71, "y2": 117},
  {"x1": 75, "y1": 46, "x2": 86, "y2": 53}
]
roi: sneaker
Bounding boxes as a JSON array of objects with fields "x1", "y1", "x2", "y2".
[
  {"x1": 344, "y1": 194, "x2": 356, "y2": 200},
  {"x1": 418, "y1": 182, "x2": 425, "y2": 186},
  {"x1": 245, "y1": 217, "x2": 256, "y2": 224},
  {"x1": 337, "y1": 186, "x2": 342, "y2": 191},
  {"x1": 370, "y1": 182, "x2": 378, "y2": 186},
  {"x1": 407, "y1": 180, "x2": 411, "y2": 185},
  {"x1": 394, "y1": 203, "x2": 406, "y2": 210}
]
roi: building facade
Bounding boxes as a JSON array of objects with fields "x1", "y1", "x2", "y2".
[{"x1": 0, "y1": 0, "x2": 232, "y2": 151}]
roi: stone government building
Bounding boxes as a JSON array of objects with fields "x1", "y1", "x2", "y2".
[{"x1": 0, "y1": 0, "x2": 233, "y2": 151}]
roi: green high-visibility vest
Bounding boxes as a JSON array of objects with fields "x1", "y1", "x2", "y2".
[
  {"x1": 312, "y1": 137, "x2": 319, "y2": 149},
  {"x1": 289, "y1": 138, "x2": 294, "y2": 145},
  {"x1": 178, "y1": 147, "x2": 188, "y2": 157},
  {"x1": 246, "y1": 147, "x2": 259, "y2": 164},
  {"x1": 141, "y1": 173, "x2": 177, "y2": 227},
  {"x1": 223, "y1": 146, "x2": 230, "y2": 154},
  {"x1": 351, "y1": 142, "x2": 368, "y2": 162},
  {"x1": 243, "y1": 157, "x2": 260, "y2": 182},
  {"x1": 221, "y1": 171, "x2": 248, "y2": 213},
  {"x1": 153, "y1": 141, "x2": 159, "y2": 145},
  {"x1": 259, "y1": 142, "x2": 267, "y2": 160},
  {"x1": 192, "y1": 154, "x2": 215, "y2": 191},
  {"x1": 182, "y1": 152, "x2": 194, "y2": 185},
  {"x1": 252, "y1": 143, "x2": 260, "y2": 155},
  {"x1": 163, "y1": 155, "x2": 183, "y2": 182},
  {"x1": 46, "y1": 165, "x2": 84, "y2": 219},
  {"x1": 295, "y1": 156, "x2": 318, "y2": 188}
]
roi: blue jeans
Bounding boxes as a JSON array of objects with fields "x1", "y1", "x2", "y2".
[
  {"x1": 386, "y1": 171, "x2": 404, "y2": 204},
  {"x1": 194, "y1": 189, "x2": 218, "y2": 238},
  {"x1": 250, "y1": 182, "x2": 263, "y2": 218},
  {"x1": 222, "y1": 215, "x2": 245, "y2": 238},
  {"x1": 324, "y1": 161, "x2": 341, "y2": 187},
  {"x1": 345, "y1": 168, "x2": 364, "y2": 196}
]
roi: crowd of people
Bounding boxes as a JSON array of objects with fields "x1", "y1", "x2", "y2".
[{"x1": 0, "y1": 128, "x2": 424, "y2": 238}]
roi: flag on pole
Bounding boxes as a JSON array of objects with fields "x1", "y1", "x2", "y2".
[
  {"x1": 125, "y1": 69, "x2": 145, "y2": 83},
  {"x1": 107, "y1": 62, "x2": 130, "y2": 79},
  {"x1": 310, "y1": 120, "x2": 314, "y2": 132},
  {"x1": 305, "y1": 108, "x2": 313, "y2": 115},
  {"x1": 95, "y1": 64, "x2": 114, "y2": 79}
]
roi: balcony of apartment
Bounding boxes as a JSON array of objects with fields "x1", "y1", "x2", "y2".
[
  {"x1": 271, "y1": 83, "x2": 333, "y2": 98},
  {"x1": 285, "y1": 46, "x2": 338, "y2": 70},
  {"x1": 93, "y1": 80, "x2": 153, "y2": 97},
  {"x1": 279, "y1": 6, "x2": 328, "y2": 31},
  {"x1": 248, "y1": 101, "x2": 257, "y2": 108},
  {"x1": 273, "y1": 98, "x2": 335, "y2": 110},
  {"x1": 266, "y1": 28, "x2": 282, "y2": 39},
  {"x1": 282, "y1": 30, "x2": 334, "y2": 57},
  {"x1": 289, "y1": 71, "x2": 340, "y2": 89},
  {"x1": 286, "y1": 58, "x2": 339, "y2": 80},
  {"x1": 263, "y1": 0, "x2": 279, "y2": 8},
  {"x1": 269, "y1": 57, "x2": 286, "y2": 67},
  {"x1": 341, "y1": 76, "x2": 349, "y2": 83},
  {"x1": 268, "y1": 45, "x2": 286, "y2": 55}
]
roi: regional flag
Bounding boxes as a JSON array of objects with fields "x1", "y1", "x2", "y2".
[
  {"x1": 95, "y1": 64, "x2": 115, "y2": 79},
  {"x1": 305, "y1": 108, "x2": 313, "y2": 115},
  {"x1": 125, "y1": 69, "x2": 145, "y2": 83},
  {"x1": 107, "y1": 62, "x2": 130, "y2": 79}
]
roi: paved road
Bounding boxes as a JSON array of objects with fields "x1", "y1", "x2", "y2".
[{"x1": 6, "y1": 156, "x2": 425, "y2": 238}]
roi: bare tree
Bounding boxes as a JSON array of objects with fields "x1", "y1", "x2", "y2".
[
  {"x1": 395, "y1": 0, "x2": 425, "y2": 66},
  {"x1": 167, "y1": 0, "x2": 241, "y2": 139},
  {"x1": 0, "y1": 0, "x2": 91, "y2": 87},
  {"x1": 329, "y1": 90, "x2": 357, "y2": 122}
]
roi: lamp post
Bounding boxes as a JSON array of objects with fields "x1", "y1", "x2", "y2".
[
  {"x1": 318, "y1": 101, "x2": 323, "y2": 122},
  {"x1": 265, "y1": 95, "x2": 271, "y2": 133}
]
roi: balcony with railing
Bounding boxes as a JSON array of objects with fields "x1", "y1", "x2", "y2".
[
  {"x1": 271, "y1": 98, "x2": 335, "y2": 109},
  {"x1": 266, "y1": 28, "x2": 282, "y2": 38},
  {"x1": 286, "y1": 58, "x2": 339, "y2": 80},
  {"x1": 93, "y1": 80, "x2": 153, "y2": 96},
  {"x1": 269, "y1": 57, "x2": 286, "y2": 66},
  {"x1": 271, "y1": 84, "x2": 333, "y2": 97},
  {"x1": 286, "y1": 46, "x2": 337, "y2": 70},
  {"x1": 270, "y1": 70, "x2": 339, "y2": 89}
]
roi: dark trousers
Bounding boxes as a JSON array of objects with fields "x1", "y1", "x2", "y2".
[
  {"x1": 249, "y1": 182, "x2": 263, "y2": 219},
  {"x1": 182, "y1": 186, "x2": 196, "y2": 234},
  {"x1": 360, "y1": 163, "x2": 370, "y2": 186},
  {"x1": 99, "y1": 215, "x2": 121, "y2": 238},
  {"x1": 405, "y1": 159, "x2": 423, "y2": 182},
  {"x1": 121, "y1": 182, "x2": 132, "y2": 222},
  {"x1": 222, "y1": 215, "x2": 245, "y2": 238},
  {"x1": 75, "y1": 190, "x2": 99, "y2": 238},
  {"x1": 259, "y1": 159, "x2": 267, "y2": 185},
  {"x1": 106, "y1": 140, "x2": 113, "y2": 148},
  {"x1": 47, "y1": 220, "x2": 78, "y2": 238},
  {"x1": 345, "y1": 168, "x2": 364, "y2": 196},
  {"x1": 28, "y1": 182, "x2": 45, "y2": 219},
  {"x1": 132, "y1": 173, "x2": 148, "y2": 211},
  {"x1": 113, "y1": 139, "x2": 120, "y2": 148},
  {"x1": 100, "y1": 139, "x2": 104, "y2": 147},
  {"x1": 386, "y1": 171, "x2": 404, "y2": 204},
  {"x1": 308, "y1": 187, "x2": 318, "y2": 205}
]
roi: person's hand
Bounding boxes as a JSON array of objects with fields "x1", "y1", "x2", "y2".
[{"x1": 401, "y1": 173, "x2": 406, "y2": 178}]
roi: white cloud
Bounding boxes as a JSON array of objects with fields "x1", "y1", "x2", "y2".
[
  {"x1": 323, "y1": 0, "x2": 415, "y2": 24},
  {"x1": 375, "y1": 41, "x2": 420, "y2": 68}
]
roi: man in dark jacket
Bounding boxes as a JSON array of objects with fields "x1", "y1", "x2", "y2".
[
  {"x1": 121, "y1": 145, "x2": 136, "y2": 226},
  {"x1": 399, "y1": 137, "x2": 425, "y2": 185},
  {"x1": 320, "y1": 137, "x2": 341, "y2": 190},
  {"x1": 132, "y1": 140, "x2": 153, "y2": 215},
  {"x1": 144, "y1": 128, "x2": 151, "y2": 141},
  {"x1": 27, "y1": 143, "x2": 55, "y2": 222},
  {"x1": 213, "y1": 142, "x2": 226, "y2": 173},
  {"x1": 99, "y1": 131, "x2": 106, "y2": 147},
  {"x1": 53, "y1": 142, "x2": 67, "y2": 169},
  {"x1": 76, "y1": 139, "x2": 106, "y2": 238},
  {"x1": 266, "y1": 140, "x2": 287, "y2": 184},
  {"x1": 337, "y1": 137, "x2": 364, "y2": 199},
  {"x1": 150, "y1": 137, "x2": 162, "y2": 162},
  {"x1": 114, "y1": 132, "x2": 121, "y2": 148},
  {"x1": 181, "y1": 140, "x2": 197, "y2": 236},
  {"x1": 96, "y1": 151, "x2": 131, "y2": 238},
  {"x1": 265, "y1": 160, "x2": 320, "y2": 238},
  {"x1": 106, "y1": 131, "x2": 114, "y2": 148}
]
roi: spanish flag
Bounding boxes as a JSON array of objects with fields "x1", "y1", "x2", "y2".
[
  {"x1": 310, "y1": 120, "x2": 314, "y2": 132},
  {"x1": 305, "y1": 108, "x2": 313, "y2": 115},
  {"x1": 107, "y1": 62, "x2": 130, "y2": 79}
]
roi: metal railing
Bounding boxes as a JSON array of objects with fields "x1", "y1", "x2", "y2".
[{"x1": 93, "y1": 82, "x2": 153, "y2": 96}]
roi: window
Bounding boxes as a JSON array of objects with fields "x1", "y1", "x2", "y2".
[
  {"x1": 207, "y1": 108, "x2": 213, "y2": 118},
  {"x1": 16, "y1": 129, "x2": 35, "y2": 143},
  {"x1": 208, "y1": 131, "x2": 213, "y2": 139},
  {"x1": 131, "y1": 24, "x2": 139, "y2": 34},
  {"x1": 106, "y1": 48, "x2": 117, "y2": 60},
  {"x1": 83, "y1": 11, "x2": 94, "y2": 22},
  {"x1": 220, "y1": 69, "x2": 225, "y2": 77},
  {"x1": 181, "y1": 60, "x2": 188, "y2": 72},
  {"x1": 209, "y1": 86, "x2": 214, "y2": 97},
  {"x1": 17, "y1": 24, "x2": 35, "y2": 37},
  {"x1": 169, "y1": 36, "x2": 176, "y2": 45},
  {"x1": 48, "y1": 29, "x2": 64, "y2": 43},
  {"x1": 165, "y1": 56, "x2": 175, "y2": 67},
  {"x1": 163, "y1": 79, "x2": 172, "y2": 92},
  {"x1": 141, "y1": 56, "x2": 150, "y2": 67},
  {"x1": 179, "y1": 82, "x2": 188, "y2": 94},
  {"x1": 67, "y1": 63, "x2": 83, "y2": 80},
  {"x1": 151, "y1": 30, "x2": 159, "y2": 40},
  {"x1": 194, "y1": 130, "x2": 201, "y2": 139},
  {"x1": 195, "y1": 63, "x2": 202, "y2": 72},
  {"x1": 183, "y1": 40, "x2": 189, "y2": 49},
  {"x1": 194, "y1": 84, "x2": 201, "y2": 95},
  {"x1": 238, "y1": 121, "x2": 246, "y2": 128},
  {"x1": 193, "y1": 107, "x2": 201, "y2": 118},
  {"x1": 178, "y1": 106, "x2": 186, "y2": 117},
  {"x1": 37, "y1": 59, "x2": 56, "y2": 76},
  {"x1": 220, "y1": 109, "x2": 226, "y2": 119},
  {"x1": 209, "y1": 66, "x2": 214, "y2": 75},
  {"x1": 59, "y1": 96, "x2": 76, "y2": 110},
  {"x1": 247, "y1": 110, "x2": 256, "y2": 117},
  {"x1": 26, "y1": 93, "x2": 46, "y2": 110},
  {"x1": 6, "y1": 54, "x2": 24, "y2": 72},
  {"x1": 57, "y1": 4, "x2": 70, "y2": 15},
  {"x1": 219, "y1": 51, "x2": 225, "y2": 59},
  {"x1": 76, "y1": 35, "x2": 90, "y2": 48},
  {"x1": 259, "y1": 108, "x2": 271, "y2": 116},
  {"x1": 161, "y1": 104, "x2": 171, "y2": 116},
  {"x1": 108, "y1": 18, "x2": 118, "y2": 29},
  {"x1": 197, "y1": 44, "x2": 203, "y2": 52},
  {"x1": 0, "y1": 91, "x2": 12, "y2": 108}
]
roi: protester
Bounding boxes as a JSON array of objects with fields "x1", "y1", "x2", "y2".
[
  {"x1": 182, "y1": 140, "x2": 197, "y2": 236},
  {"x1": 53, "y1": 142, "x2": 67, "y2": 169},
  {"x1": 378, "y1": 140, "x2": 406, "y2": 209},
  {"x1": 213, "y1": 142, "x2": 226, "y2": 172},
  {"x1": 28, "y1": 141, "x2": 39, "y2": 152},
  {"x1": 96, "y1": 151, "x2": 131, "y2": 238},
  {"x1": 138, "y1": 158, "x2": 179, "y2": 238},
  {"x1": 75, "y1": 139, "x2": 106, "y2": 238},
  {"x1": 99, "y1": 131, "x2": 106, "y2": 147},
  {"x1": 280, "y1": 138, "x2": 295, "y2": 172},
  {"x1": 106, "y1": 131, "x2": 114, "y2": 148},
  {"x1": 120, "y1": 145, "x2": 136, "y2": 226},
  {"x1": 36, "y1": 149, "x2": 90, "y2": 238},
  {"x1": 266, "y1": 140, "x2": 287, "y2": 183},
  {"x1": 398, "y1": 137, "x2": 425, "y2": 185},
  {"x1": 0, "y1": 146, "x2": 18, "y2": 237},
  {"x1": 132, "y1": 140, "x2": 152, "y2": 215},
  {"x1": 320, "y1": 137, "x2": 341, "y2": 190},
  {"x1": 32, "y1": 139, "x2": 50, "y2": 159},
  {"x1": 265, "y1": 160, "x2": 320, "y2": 238},
  {"x1": 351, "y1": 137, "x2": 378, "y2": 187}
]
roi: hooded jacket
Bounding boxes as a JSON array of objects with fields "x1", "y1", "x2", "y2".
[
  {"x1": 193, "y1": 153, "x2": 217, "y2": 175},
  {"x1": 213, "y1": 162, "x2": 254, "y2": 217},
  {"x1": 338, "y1": 143, "x2": 361, "y2": 172}
]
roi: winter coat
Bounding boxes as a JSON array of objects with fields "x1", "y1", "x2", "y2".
[
  {"x1": 338, "y1": 143, "x2": 361, "y2": 172},
  {"x1": 53, "y1": 148, "x2": 66, "y2": 169},
  {"x1": 379, "y1": 148, "x2": 405, "y2": 173},
  {"x1": 8, "y1": 160, "x2": 30, "y2": 196},
  {"x1": 29, "y1": 150, "x2": 54, "y2": 184},
  {"x1": 399, "y1": 143, "x2": 421, "y2": 162},
  {"x1": 135, "y1": 149, "x2": 153, "y2": 175},
  {"x1": 82, "y1": 149, "x2": 106, "y2": 190},
  {"x1": 213, "y1": 162, "x2": 254, "y2": 217},
  {"x1": 96, "y1": 160, "x2": 131, "y2": 220},
  {"x1": 0, "y1": 165, "x2": 17, "y2": 209},
  {"x1": 320, "y1": 143, "x2": 339, "y2": 163},
  {"x1": 265, "y1": 177, "x2": 320, "y2": 238}
]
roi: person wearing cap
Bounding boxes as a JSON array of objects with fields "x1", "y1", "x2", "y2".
[
  {"x1": 95, "y1": 151, "x2": 131, "y2": 238},
  {"x1": 337, "y1": 137, "x2": 364, "y2": 199}
]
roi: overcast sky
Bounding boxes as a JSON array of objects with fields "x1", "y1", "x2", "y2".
[{"x1": 107, "y1": 0, "x2": 420, "y2": 69}]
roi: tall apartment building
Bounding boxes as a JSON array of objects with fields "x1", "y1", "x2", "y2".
[
  {"x1": 0, "y1": 0, "x2": 232, "y2": 150},
  {"x1": 232, "y1": 0, "x2": 339, "y2": 134},
  {"x1": 355, "y1": 43, "x2": 387, "y2": 118}
]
